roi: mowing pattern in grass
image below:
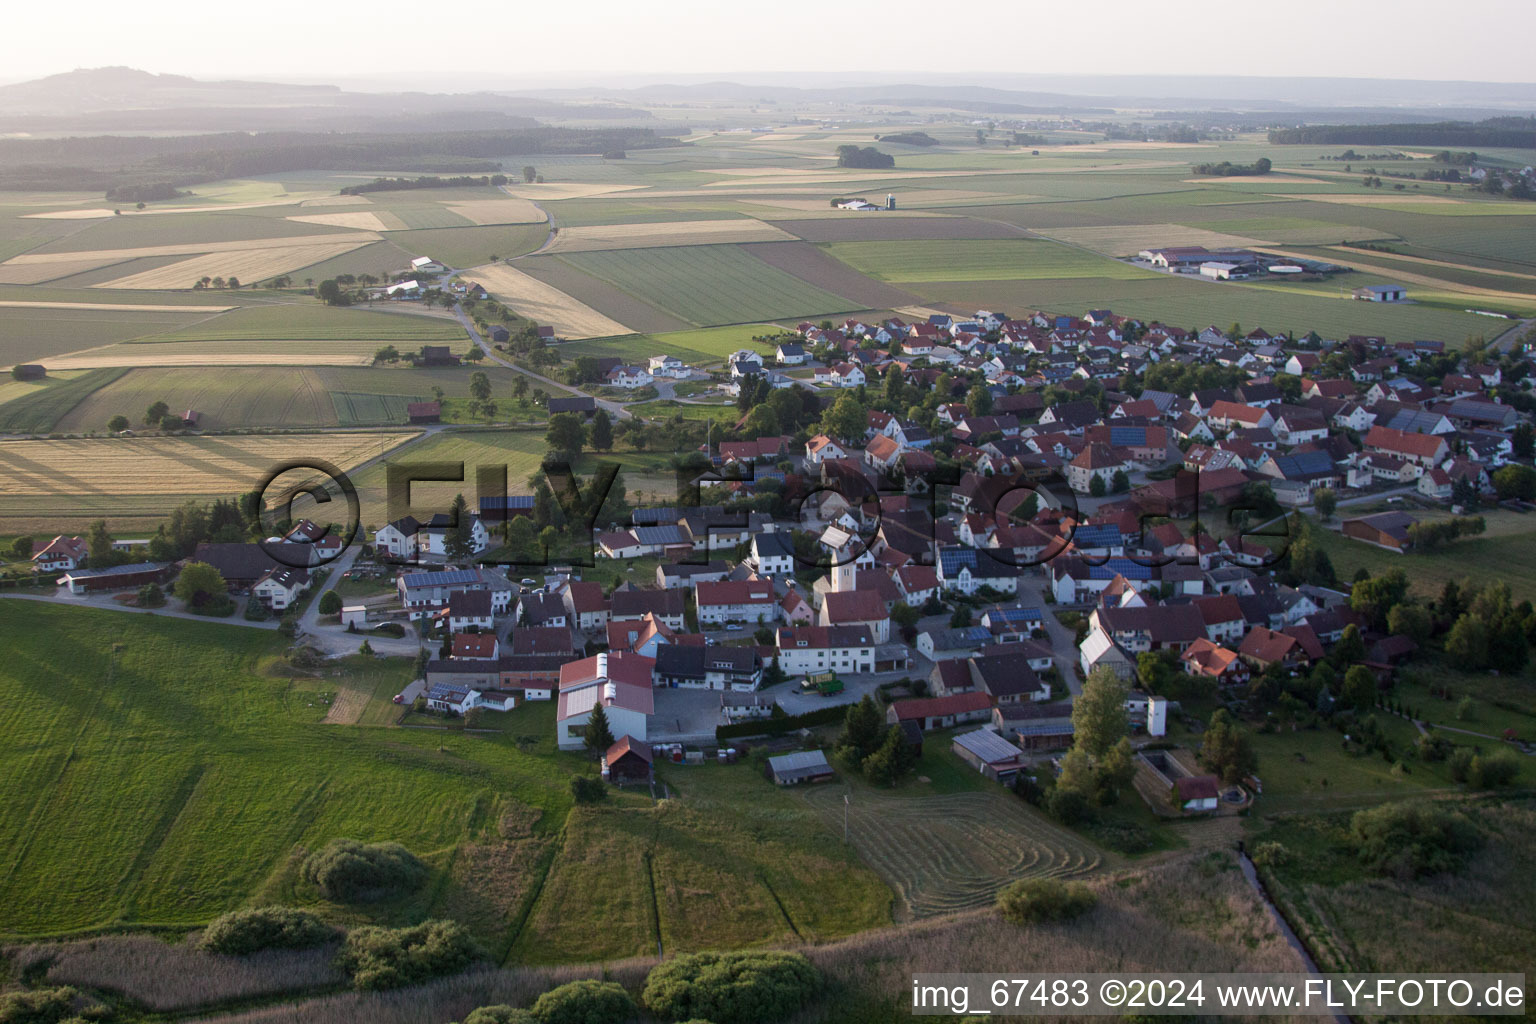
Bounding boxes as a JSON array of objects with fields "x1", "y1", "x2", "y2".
[
  {"x1": 801, "y1": 787, "x2": 1101, "y2": 918},
  {"x1": 0, "y1": 367, "x2": 128, "y2": 433},
  {"x1": 823, "y1": 238, "x2": 1153, "y2": 282},
  {"x1": 143, "y1": 304, "x2": 467, "y2": 344},
  {"x1": 0, "y1": 605, "x2": 575, "y2": 940},
  {"x1": 330, "y1": 392, "x2": 412, "y2": 427},
  {"x1": 557, "y1": 244, "x2": 861, "y2": 326}
]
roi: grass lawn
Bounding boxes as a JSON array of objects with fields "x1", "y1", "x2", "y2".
[
  {"x1": 1395, "y1": 662, "x2": 1536, "y2": 742},
  {"x1": 628, "y1": 400, "x2": 739, "y2": 425},
  {"x1": 0, "y1": 307, "x2": 218, "y2": 367},
  {"x1": 1310, "y1": 511, "x2": 1536, "y2": 603},
  {"x1": 822, "y1": 238, "x2": 1155, "y2": 283},
  {"x1": 557, "y1": 324, "x2": 781, "y2": 367},
  {"x1": 557, "y1": 245, "x2": 861, "y2": 326},
  {"x1": 1246, "y1": 716, "x2": 1460, "y2": 815},
  {"x1": 143, "y1": 303, "x2": 468, "y2": 344},
  {"x1": 0, "y1": 367, "x2": 128, "y2": 433}
]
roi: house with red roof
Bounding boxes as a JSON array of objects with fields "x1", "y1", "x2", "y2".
[{"x1": 556, "y1": 652, "x2": 655, "y2": 750}]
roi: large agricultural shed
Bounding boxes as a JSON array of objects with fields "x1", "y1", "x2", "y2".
[
  {"x1": 57, "y1": 562, "x2": 166, "y2": 594},
  {"x1": 767, "y1": 749, "x2": 834, "y2": 785},
  {"x1": 951, "y1": 728, "x2": 1027, "y2": 783}
]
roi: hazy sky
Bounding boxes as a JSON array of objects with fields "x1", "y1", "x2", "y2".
[{"x1": 6, "y1": 0, "x2": 1533, "y2": 86}]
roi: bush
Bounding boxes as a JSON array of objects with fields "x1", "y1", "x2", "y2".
[
  {"x1": 1250, "y1": 841, "x2": 1290, "y2": 870},
  {"x1": 460, "y1": 1007, "x2": 537, "y2": 1024},
  {"x1": 1349, "y1": 802, "x2": 1481, "y2": 879},
  {"x1": 570, "y1": 775, "x2": 608, "y2": 804},
  {"x1": 335, "y1": 919, "x2": 482, "y2": 991},
  {"x1": 642, "y1": 950, "x2": 819, "y2": 1024},
  {"x1": 199, "y1": 905, "x2": 336, "y2": 955},
  {"x1": 243, "y1": 596, "x2": 271, "y2": 621},
  {"x1": 0, "y1": 986, "x2": 105, "y2": 1024},
  {"x1": 300, "y1": 839, "x2": 428, "y2": 903},
  {"x1": 319, "y1": 591, "x2": 343, "y2": 615},
  {"x1": 1045, "y1": 786, "x2": 1090, "y2": 825},
  {"x1": 996, "y1": 877, "x2": 1097, "y2": 925},
  {"x1": 136, "y1": 583, "x2": 165, "y2": 608},
  {"x1": 531, "y1": 979, "x2": 637, "y2": 1024}
]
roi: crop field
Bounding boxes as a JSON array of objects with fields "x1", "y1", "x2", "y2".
[
  {"x1": 768, "y1": 215, "x2": 1023, "y2": 243},
  {"x1": 543, "y1": 218, "x2": 794, "y2": 253},
  {"x1": 508, "y1": 258, "x2": 689, "y2": 336},
  {"x1": 801, "y1": 783, "x2": 1101, "y2": 919},
  {"x1": 1031, "y1": 223, "x2": 1266, "y2": 257},
  {"x1": 24, "y1": 213, "x2": 363, "y2": 255},
  {"x1": 470, "y1": 263, "x2": 632, "y2": 339},
  {"x1": 344, "y1": 429, "x2": 551, "y2": 525},
  {"x1": 558, "y1": 324, "x2": 779, "y2": 365},
  {"x1": 0, "y1": 605, "x2": 576, "y2": 941},
  {"x1": 48, "y1": 367, "x2": 338, "y2": 432},
  {"x1": 740, "y1": 241, "x2": 919, "y2": 310},
  {"x1": 0, "y1": 305, "x2": 220, "y2": 367},
  {"x1": 92, "y1": 242, "x2": 371, "y2": 290},
  {"x1": 556, "y1": 244, "x2": 861, "y2": 326},
  {"x1": 13, "y1": 230, "x2": 378, "y2": 265},
  {"x1": 1310, "y1": 514, "x2": 1536, "y2": 604},
  {"x1": 823, "y1": 238, "x2": 1154, "y2": 282},
  {"x1": 385, "y1": 224, "x2": 553, "y2": 268},
  {"x1": 142, "y1": 303, "x2": 467, "y2": 343},
  {"x1": 0, "y1": 367, "x2": 129, "y2": 433},
  {"x1": 38, "y1": 340, "x2": 389, "y2": 370}
]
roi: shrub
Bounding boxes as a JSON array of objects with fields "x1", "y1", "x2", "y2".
[
  {"x1": 531, "y1": 978, "x2": 637, "y2": 1024},
  {"x1": 199, "y1": 905, "x2": 336, "y2": 955},
  {"x1": 319, "y1": 591, "x2": 343, "y2": 615},
  {"x1": 570, "y1": 775, "x2": 608, "y2": 804},
  {"x1": 0, "y1": 986, "x2": 107, "y2": 1023},
  {"x1": 1349, "y1": 802, "x2": 1481, "y2": 879},
  {"x1": 300, "y1": 839, "x2": 428, "y2": 903},
  {"x1": 1045, "y1": 786, "x2": 1090, "y2": 825},
  {"x1": 996, "y1": 877, "x2": 1097, "y2": 924},
  {"x1": 137, "y1": 583, "x2": 165, "y2": 608},
  {"x1": 335, "y1": 919, "x2": 482, "y2": 991},
  {"x1": 1250, "y1": 841, "x2": 1290, "y2": 870},
  {"x1": 642, "y1": 950, "x2": 819, "y2": 1024},
  {"x1": 460, "y1": 1006, "x2": 537, "y2": 1024},
  {"x1": 243, "y1": 597, "x2": 271, "y2": 621}
]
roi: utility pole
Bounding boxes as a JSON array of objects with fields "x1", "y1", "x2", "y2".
[{"x1": 843, "y1": 791, "x2": 850, "y2": 844}]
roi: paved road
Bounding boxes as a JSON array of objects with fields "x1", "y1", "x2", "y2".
[
  {"x1": 295, "y1": 545, "x2": 425, "y2": 658},
  {"x1": 448, "y1": 302, "x2": 633, "y2": 421},
  {"x1": 1490, "y1": 316, "x2": 1534, "y2": 354}
]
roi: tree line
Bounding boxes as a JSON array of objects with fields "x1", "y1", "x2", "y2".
[{"x1": 1267, "y1": 117, "x2": 1536, "y2": 149}]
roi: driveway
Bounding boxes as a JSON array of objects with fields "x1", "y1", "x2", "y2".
[{"x1": 294, "y1": 546, "x2": 424, "y2": 658}]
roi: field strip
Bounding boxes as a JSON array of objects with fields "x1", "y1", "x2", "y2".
[
  {"x1": 5, "y1": 232, "x2": 381, "y2": 265},
  {"x1": 1252, "y1": 246, "x2": 1536, "y2": 302},
  {"x1": 445, "y1": 199, "x2": 547, "y2": 226},
  {"x1": 499, "y1": 182, "x2": 646, "y2": 201},
  {"x1": 895, "y1": 305, "x2": 956, "y2": 321},
  {"x1": 0, "y1": 258, "x2": 123, "y2": 284},
  {"x1": 470, "y1": 263, "x2": 632, "y2": 338},
  {"x1": 90, "y1": 243, "x2": 369, "y2": 290},
  {"x1": 1326, "y1": 246, "x2": 1536, "y2": 282},
  {"x1": 39, "y1": 342, "x2": 382, "y2": 370},
  {"x1": 544, "y1": 219, "x2": 794, "y2": 254},
  {"x1": 20, "y1": 199, "x2": 325, "y2": 220},
  {"x1": 0, "y1": 300, "x2": 237, "y2": 313},
  {"x1": 1034, "y1": 222, "x2": 1266, "y2": 256},
  {"x1": 1184, "y1": 175, "x2": 1330, "y2": 184},
  {"x1": 299, "y1": 195, "x2": 372, "y2": 207},
  {"x1": 0, "y1": 431, "x2": 420, "y2": 498},
  {"x1": 1263, "y1": 192, "x2": 1473, "y2": 206},
  {"x1": 286, "y1": 212, "x2": 393, "y2": 231},
  {"x1": 700, "y1": 163, "x2": 1189, "y2": 188}
]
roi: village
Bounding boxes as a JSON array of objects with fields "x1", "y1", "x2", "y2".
[{"x1": 16, "y1": 280, "x2": 1533, "y2": 823}]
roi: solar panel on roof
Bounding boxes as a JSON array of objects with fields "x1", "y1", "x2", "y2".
[
  {"x1": 1109, "y1": 425, "x2": 1147, "y2": 446},
  {"x1": 480, "y1": 495, "x2": 534, "y2": 509},
  {"x1": 1087, "y1": 558, "x2": 1155, "y2": 581},
  {"x1": 991, "y1": 607, "x2": 1043, "y2": 623},
  {"x1": 401, "y1": 569, "x2": 480, "y2": 588}
]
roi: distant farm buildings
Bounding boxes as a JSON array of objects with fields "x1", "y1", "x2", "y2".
[{"x1": 1353, "y1": 284, "x2": 1407, "y2": 302}]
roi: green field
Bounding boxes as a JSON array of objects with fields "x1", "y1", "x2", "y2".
[
  {"x1": 823, "y1": 238, "x2": 1154, "y2": 282},
  {"x1": 387, "y1": 224, "x2": 552, "y2": 268},
  {"x1": 0, "y1": 306, "x2": 219, "y2": 366},
  {"x1": 141, "y1": 303, "x2": 468, "y2": 344},
  {"x1": 0, "y1": 367, "x2": 129, "y2": 433},
  {"x1": 1311, "y1": 510, "x2": 1536, "y2": 603},
  {"x1": 557, "y1": 324, "x2": 780, "y2": 366},
  {"x1": 0, "y1": 603, "x2": 893, "y2": 957},
  {"x1": 556, "y1": 244, "x2": 860, "y2": 326},
  {"x1": 29, "y1": 211, "x2": 358, "y2": 254}
]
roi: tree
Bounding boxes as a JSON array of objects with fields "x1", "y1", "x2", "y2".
[
  {"x1": 1341, "y1": 665, "x2": 1377, "y2": 711},
  {"x1": 174, "y1": 561, "x2": 227, "y2": 607},
  {"x1": 837, "y1": 694, "x2": 885, "y2": 761},
  {"x1": 319, "y1": 591, "x2": 343, "y2": 616},
  {"x1": 145, "y1": 400, "x2": 170, "y2": 427},
  {"x1": 545, "y1": 413, "x2": 585, "y2": 456},
  {"x1": 1072, "y1": 667, "x2": 1129, "y2": 758},
  {"x1": 534, "y1": 979, "x2": 636, "y2": 1024},
  {"x1": 589, "y1": 409, "x2": 614, "y2": 451},
  {"x1": 1331, "y1": 623, "x2": 1366, "y2": 667},
  {"x1": 1089, "y1": 474, "x2": 1106, "y2": 498},
  {"x1": 966, "y1": 384, "x2": 993, "y2": 416},
  {"x1": 1492, "y1": 463, "x2": 1536, "y2": 501},
  {"x1": 584, "y1": 703, "x2": 615, "y2": 754},
  {"x1": 890, "y1": 601, "x2": 921, "y2": 641},
  {"x1": 107, "y1": 414, "x2": 130, "y2": 433},
  {"x1": 8, "y1": 536, "x2": 32, "y2": 560},
  {"x1": 1350, "y1": 568, "x2": 1408, "y2": 628},
  {"x1": 1349, "y1": 802, "x2": 1480, "y2": 880},
  {"x1": 1445, "y1": 613, "x2": 1490, "y2": 669},
  {"x1": 522, "y1": 165, "x2": 537, "y2": 183},
  {"x1": 1386, "y1": 603, "x2": 1432, "y2": 644},
  {"x1": 444, "y1": 493, "x2": 477, "y2": 564},
  {"x1": 641, "y1": 950, "x2": 818, "y2": 1024},
  {"x1": 820, "y1": 393, "x2": 866, "y2": 442},
  {"x1": 1312, "y1": 487, "x2": 1338, "y2": 520},
  {"x1": 1199, "y1": 709, "x2": 1256, "y2": 783},
  {"x1": 1110, "y1": 469, "x2": 1129, "y2": 493},
  {"x1": 996, "y1": 877, "x2": 1096, "y2": 924},
  {"x1": 316, "y1": 279, "x2": 350, "y2": 306},
  {"x1": 86, "y1": 519, "x2": 114, "y2": 565},
  {"x1": 468, "y1": 370, "x2": 492, "y2": 402},
  {"x1": 1512, "y1": 422, "x2": 1534, "y2": 460}
]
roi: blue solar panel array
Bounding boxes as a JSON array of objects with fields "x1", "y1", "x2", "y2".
[
  {"x1": 1273, "y1": 450, "x2": 1335, "y2": 477},
  {"x1": 989, "y1": 607, "x2": 1043, "y2": 624},
  {"x1": 400, "y1": 569, "x2": 480, "y2": 588},
  {"x1": 1073, "y1": 523, "x2": 1122, "y2": 549},
  {"x1": 1086, "y1": 557, "x2": 1156, "y2": 581},
  {"x1": 479, "y1": 495, "x2": 535, "y2": 510},
  {"x1": 1108, "y1": 425, "x2": 1147, "y2": 447}
]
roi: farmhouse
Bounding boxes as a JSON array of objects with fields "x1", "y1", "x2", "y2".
[
  {"x1": 556, "y1": 652, "x2": 655, "y2": 750},
  {"x1": 32, "y1": 536, "x2": 89, "y2": 573},
  {"x1": 695, "y1": 579, "x2": 776, "y2": 625},
  {"x1": 776, "y1": 625, "x2": 876, "y2": 676},
  {"x1": 407, "y1": 401, "x2": 441, "y2": 425},
  {"x1": 887, "y1": 691, "x2": 994, "y2": 731},
  {"x1": 251, "y1": 566, "x2": 310, "y2": 611}
]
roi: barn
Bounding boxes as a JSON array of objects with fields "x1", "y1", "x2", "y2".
[
  {"x1": 951, "y1": 728, "x2": 1026, "y2": 783},
  {"x1": 1341, "y1": 511, "x2": 1416, "y2": 552},
  {"x1": 407, "y1": 401, "x2": 442, "y2": 425},
  {"x1": 602, "y1": 735, "x2": 653, "y2": 782},
  {"x1": 1353, "y1": 284, "x2": 1406, "y2": 302},
  {"x1": 767, "y1": 749, "x2": 834, "y2": 786},
  {"x1": 57, "y1": 562, "x2": 165, "y2": 594}
]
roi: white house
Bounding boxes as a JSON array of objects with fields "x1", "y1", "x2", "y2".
[
  {"x1": 252, "y1": 567, "x2": 310, "y2": 611},
  {"x1": 695, "y1": 579, "x2": 777, "y2": 625},
  {"x1": 556, "y1": 653, "x2": 655, "y2": 750},
  {"x1": 606, "y1": 366, "x2": 654, "y2": 389},
  {"x1": 776, "y1": 625, "x2": 876, "y2": 676},
  {"x1": 750, "y1": 531, "x2": 797, "y2": 576},
  {"x1": 647, "y1": 354, "x2": 689, "y2": 378},
  {"x1": 804, "y1": 435, "x2": 848, "y2": 465}
]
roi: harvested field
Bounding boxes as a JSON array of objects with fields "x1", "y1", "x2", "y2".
[
  {"x1": 1268, "y1": 192, "x2": 1475, "y2": 206},
  {"x1": 50, "y1": 367, "x2": 340, "y2": 432},
  {"x1": 39, "y1": 341, "x2": 386, "y2": 370},
  {"x1": 557, "y1": 244, "x2": 859, "y2": 326},
  {"x1": 299, "y1": 194, "x2": 372, "y2": 207},
  {"x1": 323, "y1": 684, "x2": 370, "y2": 724},
  {"x1": 1032, "y1": 222, "x2": 1265, "y2": 256},
  {"x1": 512, "y1": 259, "x2": 691, "y2": 335},
  {"x1": 470, "y1": 262, "x2": 633, "y2": 338},
  {"x1": 0, "y1": 307, "x2": 217, "y2": 368},
  {"x1": 770, "y1": 215, "x2": 1023, "y2": 243},
  {"x1": 1184, "y1": 175, "x2": 1329, "y2": 184},
  {"x1": 0, "y1": 432, "x2": 418, "y2": 499},
  {"x1": 544, "y1": 218, "x2": 793, "y2": 253},
  {"x1": 0, "y1": 258, "x2": 122, "y2": 284},
  {"x1": 143, "y1": 302, "x2": 466, "y2": 343},
  {"x1": 824, "y1": 238, "x2": 1154, "y2": 283},
  {"x1": 501, "y1": 182, "x2": 646, "y2": 200},
  {"x1": 443, "y1": 199, "x2": 547, "y2": 225},
  {"x1": 801, "y1": 786, "x2": 1102, "y2": 919},
  {"x1": 91, "y1": 242, "x2": 371, "y2": 289},
  {"x1": 286, "y1": 211, "x2": 394, "y2": 231},
  {"x1": 6, "y1": 231, "x2": 380, "y2": 265},
  {"x1": 0, "y1": 368, "x2": 129, "y2": 433},
  {"x1": 0, "y1": 300, "x2": 235, "y2": 313},
  {"x1": 739, "y1": 241, "x2": 920, "y2": 309}
]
